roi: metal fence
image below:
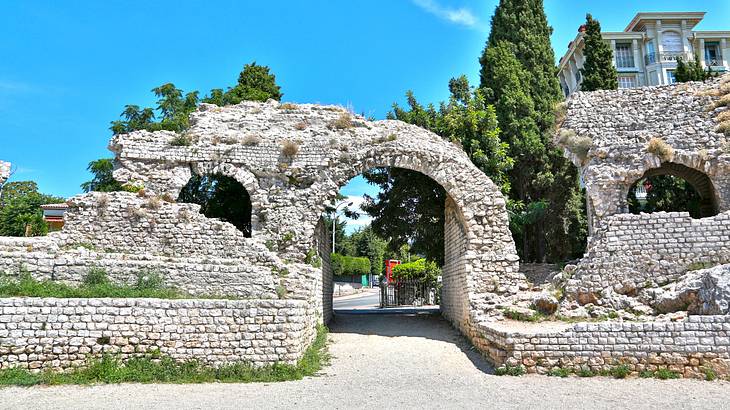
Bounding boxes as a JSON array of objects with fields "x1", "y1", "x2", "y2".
[{"x1": 379, "y1": 280, "x2": 438, "y2": 308}]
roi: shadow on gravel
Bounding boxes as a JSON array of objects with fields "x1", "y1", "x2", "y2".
[{"x1": 329, "y1": 312, "x2": 495, "y2": 375}]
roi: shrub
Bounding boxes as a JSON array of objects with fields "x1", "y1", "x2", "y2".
[
  {"x1": 145, "y1": 196, "x2": 162, "y2": 210},
  {"x1": 329, "y1": 112, "x2": 353, "y2": 130},
  {"x1": 386, "y1": 133, "x2": 397, "y2": 141},
  {"x1": 502, "y1": 308, "x2": 545, "y2": 322},
  {"x1": 639, "y1": 370, "x2": 654, "y2": 378},
  {"x1": 716, "y1": 121, "x2": 730, "y2": 136},
  {"x1": 609, "y1": 364, "x2": 631, "y2": 379},
  {"x1": 391, "y1": 259, "x2": 440, "y2": 285},
  {"x1": 547, "y1": 367, "x2": 571, "y2": 377},
  {"x1": 170, "y1": 134, "x2": 191, "y2": 146},
  {"x1": 242, "y1": 134, "x2": 262, "y2": 146},
  {"x1": 554, "y1": 101, "x2": 568, "y2": 128},
  {"x1": 654, "y1": 368, "x2": 680, "y2": 380},
  {"x1": 294, "y1": 122, "x2": 308, "y2": 131},
  {"x1": 702, "y1": 367, "x2": 717, "y2": 381},
  {"x1": 83, "y1": 268, "x2": 110, "y2": 286},
  {"x1": 135, "y1": 271, "x2": 165, "y2": 290},
  {"x1": 717, "y1": 110, "x2": 730, "y2": 123},
  {"x1": 281, "y1": 140, "x2": 299, "y2": 157},
  {"x1": 495, "y1": 365, "x2": 525, "y2": 376},
  {"x1": 714, "y1": 94, "x2": 730, "y2": 109},
  {"x1": 330, "y1": 253, "x2": 370, "y2": 276},
  {"x1": 646, "y1": 137, "x2": 674, "y2": 161},
  {"x1": 275, "y1": 284, "x2": 288, "y2": 298},
  {"x1": 577, "y1": 368, "x2": 594, "y2": 377},
  {"x1": 278, "y1": 103, "x2": 297, "y2": 110}
]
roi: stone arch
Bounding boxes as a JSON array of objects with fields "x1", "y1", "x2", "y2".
[
  {"x1": 309, "y1": 141, "x2": 518, "y2": 329},
  {"x1": 620, "y1": 161, "x2": 719, "y2": 218},
  {"x1": 176, "y1": 169, "x2": 255, "y2": 237}
]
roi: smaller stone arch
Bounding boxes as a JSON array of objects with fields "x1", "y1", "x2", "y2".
[{"x1": 636, "y1": 162, "x2": 719, "y2": 217}]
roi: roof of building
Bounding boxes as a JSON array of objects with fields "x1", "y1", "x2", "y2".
[
  {"x1": 624, "y1": 12, "x2": 705, "y2": 32},
  {"x1": 40, "y1": 203, "x2": 69, "y2": 210}
]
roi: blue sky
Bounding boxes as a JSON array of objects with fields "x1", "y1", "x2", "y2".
[{"x1": 2, "y1": 0, "x2": 729, "y2": 232}]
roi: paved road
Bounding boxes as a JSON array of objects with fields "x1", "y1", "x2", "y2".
[
  {"x1": 333, "y1": 289, "x2": 380, "y2": 310},
  {"x1": 1, "y1": 314, "x2": 729, "y2": 409}
]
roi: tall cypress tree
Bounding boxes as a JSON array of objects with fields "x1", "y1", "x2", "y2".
[
  {"x1": 580, "y1": 14, "x2": 618, "y2": 91},
  {"x1": 479, "y1": 0, "x2": 586, "y2": 262}
]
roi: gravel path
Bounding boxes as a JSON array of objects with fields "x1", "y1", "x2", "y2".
[{"x1": 1, "y1": 313, "x2": 729, "y2": 409}]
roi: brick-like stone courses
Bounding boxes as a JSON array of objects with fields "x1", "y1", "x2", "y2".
[
  {"x1": 567, "y1": 211, "x2": 730, "y2": 304},
  {"x1": 474, "y1": 316, "x2": 730, "y2": 379},
  {"x1": 441, "y1": 196, "x2": 470, "y2": 331},
  {"x1": 0, "y1": 298, "x2": 311, "y2": 371}
]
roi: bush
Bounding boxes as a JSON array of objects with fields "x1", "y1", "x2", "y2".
[
  {"x1": 330, "y1": 253, "x2": 370, "y2": 276},
  {"x1": 654, "y1": 368, "x2": 680, "y2": 380},
  {"x1": 281, "y1": 140, "x2": 299, "y2": 157},
  {"x1": 242, "y1": 134, "x2": 261, "y2": 146},
  {"x1": 716, "y1": 121, "x2": 730, "y2": 136},
  {"x1": 609, "y1": 364, "x2": 631, "y2": 379},
  {"x1": 170, "y1": 134, "x2": 191, "y2": 146},
  {"x1": 83, "y1": 268, "x2": 110, "y2": 286},
  {"x1": 329, "y1": 113, "x2": 353, "y2": 130},
  {"x1": 558, "y1": 130, "x2": 592, "y2": 162},
  {"x1": 391, "y1": 259, "x2": 440, "y2": 285},
  {"x1": 547, "y1": 367, "x2": 571, "y2": 377},
  {"x1": 495, "y1": 365, "x2": 525, "y2": 376},
  {"x1": 646, "y1": 137, "x2": 674, "y2": 161}
]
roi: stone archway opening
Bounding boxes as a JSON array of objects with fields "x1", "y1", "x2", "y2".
[
  {"x1": 177, "y1": 173, "x2": 253, "y2": 237},
  {"x1": 321, "y1": 166, "x2": 470, "y2": 331},
  {"x1": 627, "y1": 162, "x2": 719, "y2": 218}
]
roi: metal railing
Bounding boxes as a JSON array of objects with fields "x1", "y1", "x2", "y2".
[
  {"x1": 380, "y1": 280, "x2": 438, "y2": 307},
  {"x1": 645, "y1": 52, "x2": 688, "y2": 65}
]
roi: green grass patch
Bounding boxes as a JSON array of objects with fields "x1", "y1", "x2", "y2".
[
  {"x1": 495, "y1": 365, "x2": 525, "y2": 376},
  {"x1": 0, "y1": 269, "x2": 186, "y2": 299},
  {"x1": 577, "y1": 368, "x2": 594, "y2": 377},
  {"x1": 547, "y1": 367, "x2": 571, "y2": 377},
  {"x1": 654, "y1": 368, "x2": 681, "y2": 380},
  {"x1": 0, "y1": 325, "x2": 329, "y2": 386}
]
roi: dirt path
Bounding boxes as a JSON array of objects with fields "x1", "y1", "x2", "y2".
[{"x1": 1, "y1": 313, "x2": 729, "y2": 409}]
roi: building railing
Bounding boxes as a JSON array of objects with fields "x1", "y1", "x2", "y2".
[
  {"x1": 645, "y1": 52, "x2": 688, "y2": 65},
  {"x1": 706, "y1": 57, "x2": 723, "y2": 67}
]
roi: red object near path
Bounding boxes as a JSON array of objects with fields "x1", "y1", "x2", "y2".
[{"x1": 384, "y1": 259, "x2": 401, "y2": 283}]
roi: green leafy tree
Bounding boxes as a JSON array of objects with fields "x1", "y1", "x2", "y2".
[
  {"x1": 675, "y1": 56, "x2": 713, "y2": 83},
  {"x1": 579, "y1": 14, "x2": 618, "y2": 91},
  {"x1": 348, "y1": 226, "x2": 388, "y2": 277},
  {"x1": 628, "y1": 176, "x2": 701, "y2": 217},
  {"x1": 80, "y1": 158, "x2": 122, "y2": 193},
  {"x1": 0, "y1": 181, "x2": 64, "y2": 237},
  {"x1": 479, "y1": 0, "x2": 586, "y2": 262},
  {"x1": 202, "y1": 62, "x2": 283, "y2": 106}
]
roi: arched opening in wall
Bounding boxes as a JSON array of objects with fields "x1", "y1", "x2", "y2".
[
  {"x1": 321, "y1": 166, "x2": 473, "y2": 346},
  {"x1": 177, "y1": 174, "x2": 253, "y2": 236},
  {"x1": 627, "y1": 162, "x2": 718, "y2": 218}
]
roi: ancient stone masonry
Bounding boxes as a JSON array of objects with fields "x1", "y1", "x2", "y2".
[
  {"x1": 555, "y1": 75, "x2": 730, "y2": 316},
  {"x1": 0, "y1": 161, "x2": 10, "y2": 185},
  {"x1": 0, "y1": 297, "x2": 312, "y2": 370},
  {"x1": 0, "y1": 101, "x2": 523, "y2": 369}
]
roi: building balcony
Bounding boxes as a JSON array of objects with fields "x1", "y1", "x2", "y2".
[{"x1": 645, "y1": 52, "x2": 689, "y2": 65}]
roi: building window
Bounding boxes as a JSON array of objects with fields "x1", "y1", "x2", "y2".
[
  {"x1": 705, "y1": 42, "x2": 722, "y2": 66},
  {"x1": 666, "y1": 69, "x2": 677, "y2": 84},
  {"x1": 615, "y1": 43, "x2": 635, "y2": 68},
  {"x1": 618, "y1": 75, "x2": 637, "y2": 89}
]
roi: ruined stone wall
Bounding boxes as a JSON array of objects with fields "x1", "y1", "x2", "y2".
[
  {"x1": 567, "y1": 211, "x2": 730, "y2": 305},
  {"x1": 315, "y1": 218, "x2": 332, "y2": 324},
  {"x1": 441, "y1": 196, "x2": 469, "y2": 330},
  {"x1": 559, "y1": 76, "x2": 730, "y2": 230},
  {"x1": 0, "y1": 192, "x2": 321, "y2": 301},
  {"x1": 0, "y1": 297, "x2": 311, "y2": 371},
  {"x1": 475, "y1": 316, "x2": 730, "y2": 379}
]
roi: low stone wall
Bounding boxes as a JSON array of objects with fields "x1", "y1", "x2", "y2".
[
  {"x1": 567, "y1": 211, "x2": 730, "y2": 304},
  {"x1": 0, "y1": 297, "x2": 315, "y2": 371},
  {"x1": 474, "y1": 316, "x2": 730, "y2": 379}
]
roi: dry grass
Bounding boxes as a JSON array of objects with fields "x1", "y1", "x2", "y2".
[
  {"x1": 718, "y1": 110, "x2": 730, "y2": 123},
  {"x1": 281, "y1": 140, "x2": 299, "y2": 157},
  {"x1": 144, "y1": 196, "x2": 162, "y2": 210},
  {"x1": 557, "y1": 130, "x2": 592, "y2": 162},
  {"x1": 716, "y1": 121, "x2": 730, "y2": 136},
  {"x1": 294, "y1": 121, "x2": 308, "y2": 131},
  {"x1": 329, "y1": 112, "x2": 353, "y2": 130},
  {"x1": 646, "y1": 137, "x2": 674, "y2": 161},
  {"x1": 554, "y1": 102, "x2": 568, "y2": 128},
  {"x1": 278, "y1": 103, "x2": 297, "y2": 110},
  {"x1": 714, "y1": 94, "x2": 730, "y2": 109},
  {"x1": 242, "y1": 134, "x2": 262, "y2": 146},
  {"x1": 222, "y1": 136, "x2": 239, "y2": 144}
]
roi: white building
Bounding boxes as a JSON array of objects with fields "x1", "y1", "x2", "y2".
[{"x1": 558, "y1": 12, "x2": 730, "y2": 97}]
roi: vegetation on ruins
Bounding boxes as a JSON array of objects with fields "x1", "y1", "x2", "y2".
[
  {"x1": 579, "y1": 14, "x2": 618, "y2": 92},
  {"x1": 481, "y1": 0, "x2": 586, "y2": 262},
  {"x1": 675, "y1": 55, "x2": 715, "y2": 83},
  {"x1": 0, "y1": 269, "x2": 188, "y2": 299},
  {"x1": 0, "y1": 181, "x2": 64, "y2": 237},
  {"x1": 80, "y1": 158, "x2": 122, "y2": 193},
  {"x1": 0, "y1": 324, "x2": 328, "y2": 386}
]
